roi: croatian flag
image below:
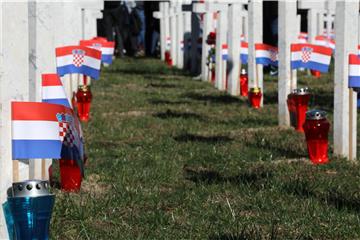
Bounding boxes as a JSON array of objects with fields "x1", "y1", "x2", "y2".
[
  {"x1": 348, "y1": 54, "x2": 360, "y2": 89},
  {"x1": 222, "y1": 44, "x2": 228, "y2": 60},
  {"x1": 80, "y1": 39, "x2": 115, "y2": 64},
  {"x1": 56, "y1": 45, "x2": 102, "y2": 80},
  {"x1": 314, "y1": 35, "x2": 335, "y2": 52},
  {"x1": 240, "y1": 41, "x2": 248, "y2": 64},
  {"x1": 298, "y1": 32, "x2": 308, "y2": 43},
  {"x1": 291, "y1": 43, "x2": 332, "y2": 72},
  {"x1": 42, "y1": 74, "x2": 70, "y2": 108},
  {"x1": 166, "y1": 37, "x2": 171, "y2": 51},
  {"x1": 92, "y1": 36, "x2": 108, "y2": 43},
  {"x1": 240, "y1": 34, "x2": 246, "y2": 41},
  {"x1": 12, "y1": 102, "x2": 84, "y2": 174},
  {"x1": 255, "y1": 43, "x2": 278, "y2": 66}
]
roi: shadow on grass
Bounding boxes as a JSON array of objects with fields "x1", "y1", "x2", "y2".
[
  {"x1": 243, "y1": 134, "x2": 306, "y2": 159},
  {"x1": 183, "y1": 165, "x2": 272, "y2": 185},
  {"x1": 263, "y1": 90, "x2": 278, "y2": 105},
  {"x1": 208, "y1": 224, "x2": 281, "y2": 240},
  {"x1": 146, "y1": 83, "x2": 181, "y2": 89},
  {"x1": 283, "y1": 177, "x2": 360, "y2": 213},
  {"x1": 149, "y1": 99, "x2": 191, "y2": 105},
  {"x1": 153, "y1": 109, "x2": 205, "y2": 120},
  {"x1": 174, "y1": 134, "x2": 233, "y2": 143},
  {"x1": 183, "y1": 92, "x2": 244, "y2": 104},
  {"x1": 310, "y1": 91, "x2": 333, "y2": 112}
]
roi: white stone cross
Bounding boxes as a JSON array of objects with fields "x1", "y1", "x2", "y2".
[
  {"x1": 278, "y1": 0, "x2": 298, "y2": 126},
  {"x1": 334, "y1": 1, "x2": 359, "y2": 160},
  {"x1": 248, "y1": 0, "x2": 263, "y2": 105}
]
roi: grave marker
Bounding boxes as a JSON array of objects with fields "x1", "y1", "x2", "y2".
[
  {"x1": 334, "y1": 1, "x2": 359, "y2": 160},
  {"x1": 0, "y1": 2, "x2": 30, "y2": 238},
  {"x1": 278, "y1": 0, "x2": 298, "y2": 126},
  {"x1": 248, "y1": 0, "x2": 263, "y2": 105}
]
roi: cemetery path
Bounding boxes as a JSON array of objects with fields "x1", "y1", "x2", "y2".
[{"x1": 51, "y1": 58, "x2": 360, "y2": 239}]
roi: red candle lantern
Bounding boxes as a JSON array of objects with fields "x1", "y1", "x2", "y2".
[
  {"x1": 240, "y1": 69, "x2": 248, "y2": 97},
  {"x1": 287, "y1": 91, "x2": 297, "y2": 128},
  {"x1": 310, "y1": 70, "x2": 321, "y2": 78},
  {"x1": 211, "y1": 68, "x2": 216, "y2": 84},
  {"x1": 293, "y1": 87, "x2": 311, "y2": 132},
  {"x1": 165, "y1": 50, "x2": 172, "y2": 66},
  {"x1": 71, "y1": 91, "x2": 77, "y2": 110},
  {"x1": 303, "y1": 110, "x2": 330, "y2": 164},
  {"x1": 59, "y1": 159, "x2": 82, "y2": 192},
  {"x1": 248, "y1": 87, "x2": 262, "y2": 108},
  {"x1": 76, "y1": 85, "x2": 93, "y2": 122}
]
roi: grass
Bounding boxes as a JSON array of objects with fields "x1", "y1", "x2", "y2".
[{"x1": 51, "y1": 58, "x2": 360, "y2": 239}]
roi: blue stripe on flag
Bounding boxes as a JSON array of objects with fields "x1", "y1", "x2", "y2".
[
  {"x1": 240, "y1": 54, "x2": 248, "y2": 64},
  {"x1": 12, "y1": 140, "x2": 62, "y2": 159},
  {"x1": 222, "y1": 55, "x2": 228, "y2": 61},
  {"x1": 291, "y1": 60, "x2": 329, "y2": 73},
  {"x1": 43, "y1": 99, "x2": 71, "y2": 108},
  {"x1": 349, "y1": 76, "x2": 360, "y2": 88},
  {"x1": 101, "y1": 55, "x2": 113, "y2": 64},
  {"x1": 57, "y1": 65, "x2": 100, "y2": 80},
  {"x1": 256, "y1": 58, "x2": 278, "y2": 67}
]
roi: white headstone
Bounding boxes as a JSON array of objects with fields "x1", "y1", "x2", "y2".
[
  {"x1": 248, "y1": 0, "x2": 263, "y2": 105},
  {"x1": 0, "y1": 2, "x2": 30, "y2": 238},
  {"x1": 176, "y1": 2, "x2": 184, "y2": 69},
  {"x1": 333, "y1": 1, "x2": 359, "y2": 160},
  {"x1": 278, "y1": 1, "x2": 297, "y2": 126},
  {"x1": 227, "y1": 3, "x2": 242, "y2": 96},
  {"x1": 214, "y1": 4, "x2": 228, "y2": 90}
]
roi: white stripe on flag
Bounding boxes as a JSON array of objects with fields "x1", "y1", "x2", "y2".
[
  {"x1": 56, "y1": 55, "x2": 101, "y2": 69},
  {"x1": 102, "y1": 47, "x2": 114, "y2": 55},
  {"x1": 12, "y1": 121, "x2": 60, "y2": 140},
  {"x1": 84, "y1": 56, "x2": 101, "y2": 69},
  {"x1": 349, "y1": 64, "x2": 360, "y2": 76},
  {"x1": 255, "y1": 50, "x2": 270, "y2": 58},
  {"x1": 241, "y1": 47, "x2": 248, "y2": 55},
  {"x1": 42, "y1": 86, "x2": 67, "y2": 99},
  {"x1": 291, "y1": 51, "x2": 331, "y2": 65}
]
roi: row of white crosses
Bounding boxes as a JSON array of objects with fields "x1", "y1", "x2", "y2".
[
  {"x1": 154, "y1": 0, "x2": 192, "y2": 70},
  {"x1": 279, "y1": 0, "x2": 358, "y2": 161},
  {"x1": 0, "y1": 1, "x2": 102, "y2": 237},
  {"x1": 158, "y1": 0, "x2": 358, "y2": 161}
]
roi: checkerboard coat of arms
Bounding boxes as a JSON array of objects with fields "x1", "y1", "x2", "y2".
[
  {"x1": 269, "y1": 49, "x2": 278, "y2": 62},
  {"x1": 57, "y1": 113, "x2": 79, "y2": 148},
  {"x1": 301, "y1": 47, "x2": 313, "y2": 63},
  {"x1": 72, "y1": 49, "x2": 86, "y2": 67}
]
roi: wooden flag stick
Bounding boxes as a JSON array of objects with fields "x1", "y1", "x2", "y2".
[
  {"x1": 223, "y1": 59, "x2": 227, "y2": 90},
  {"x1": 13, "y1": 160, "x2": 19, "y2": 182},
  {"x1": 255, "y1": 64, "x2": 259, "y2": 88},
  {"x1": 349, "y1": 89, "x2": 354, "y2": 160},
  {"x1": 41, "y1": 159, "x2": 46, "y2": 180}
]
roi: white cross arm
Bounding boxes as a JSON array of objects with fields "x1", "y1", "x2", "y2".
[
  {"x1": 153, "y1": 11, "x2": 165, "y2": 19},
  {"x1": 298, "y1": 0, "x2": 325, "y2": 9},
  {"x1": 193, "y1": 3, "x2": 206, "y2": 13}
]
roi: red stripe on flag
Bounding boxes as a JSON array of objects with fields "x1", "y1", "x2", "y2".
[
  {"x1": 12, "y1": 102, "x2": 73, "y2": 121},
  {"x1": 80, "y1": 40, "x2": 115, "y2": 48},
  {"x1": 56, "y1": 46, "x2": 102, "y2": 59},
  {"x1": 41, "y1": 74, "x2": 62, "y2": 86},
  {"x1": 291, "y1": 43, "x2": 332, "y2": 55},
  {"x1": 255, "y1": 43, "x2": 278, "y2": 51},
  {"x1": 241, "y1": 41, "x2": 248, "y2": 48},
  {"x1": 92, "y1": 37, "x2": 108, "y2": 43},
  {"x1": 222, "y1": 44, "x2": 228, "y2": 49},
  {"x1": 349, "y1": 54, "x2": 360, "y2": 65}
]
